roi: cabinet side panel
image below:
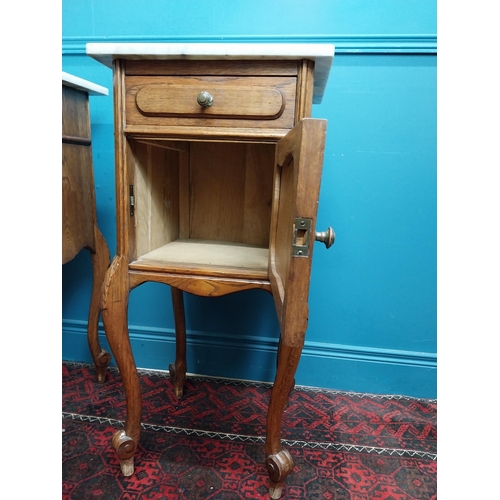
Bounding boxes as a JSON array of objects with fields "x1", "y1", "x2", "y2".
[
  {"x1": 62, "y1": 86, "x2": 91, "y2": 139},
  {"x1": 125, "y1": 139, "x2": 137, "y2": 261},
  {"x1": 178, "y1": 146, "x2": 190, "y2": 239},
  {"x1": 62, "y1": 143, "x2": 96, "y2": 262},
  {"x1": 132, "y1": 141, "x2": 180, "y2": 256}
]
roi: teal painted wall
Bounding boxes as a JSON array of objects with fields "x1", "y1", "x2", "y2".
[{"x1": 62, "y1": 0, "x2": 437, "y2": 398}]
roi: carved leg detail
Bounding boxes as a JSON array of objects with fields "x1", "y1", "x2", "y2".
[
  {"x1": 87, "y1": 227, "x2": 111, "y2": 383},
  {"x1": 102, "y1": 256, "x2": 141, "y2": 475},
  {"x1": 169, "y1": 287, "x2": 187, "y2": 399},
  {"x1": 265, "y1": 341, "x2": 304, "y2": 498}
]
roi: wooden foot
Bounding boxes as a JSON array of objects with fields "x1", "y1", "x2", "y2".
[
  {"x1": 112, "y1": 430, "x2": 136, "y2": 476},
  {"x1": 120, "y1": 458, "x2": 134, "y2": 477},
  {"x1": 102, "y1": 256, "x2": 142, "y2": 475},
  {"x1": 169, "y1": 363, "x2": 185, "y2": 399},
  {"x1": 170, "y1": 287, "x2": 187, "y2": 399},
  {"x1": 266, "y1": 449, "x2": 294, "y2": 499},
  {"x1": 87, "y1": 227, "x2": 111, "y2": 383}
]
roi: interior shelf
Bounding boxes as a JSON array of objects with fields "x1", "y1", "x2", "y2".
[{"x1": 130, "y1": 239, "x2": 269, "y2": 279}]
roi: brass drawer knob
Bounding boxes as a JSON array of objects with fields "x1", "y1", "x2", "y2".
[
  {"x1": 315, "y1": 227, "x2": 335, "y2": 249},
  {"x1": 197, "y1": 91, "x2": 214, "y2": 108}
]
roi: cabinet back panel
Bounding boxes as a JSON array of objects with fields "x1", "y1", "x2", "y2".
[{"x1": 189, "y1": 142, "x2": 275, "y2": 246}]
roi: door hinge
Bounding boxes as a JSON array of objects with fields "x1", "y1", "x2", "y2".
[
  {"x1": 129, "y1": 185, "x2": 135, "y2": 216},
  {"x1": 292, "y1": 217, "x2": 312, "y2": 257}
]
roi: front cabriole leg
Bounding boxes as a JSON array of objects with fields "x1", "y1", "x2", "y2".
[
  {"x1": 265, "y1": 339, "x2": 304, "y2": 498},
  {"x1": 101, "y1": 256, "x2": 141, "y2": 476}
]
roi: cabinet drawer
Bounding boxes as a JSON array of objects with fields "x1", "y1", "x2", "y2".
[{"x1": 125, "y1": 75, "x2": 297, "y2": 133}]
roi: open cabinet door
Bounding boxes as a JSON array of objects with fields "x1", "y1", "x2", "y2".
[
  {"x1": 269, "y1": 118, "x2": 327, "y2": 342},
  {"x1": 265, "y1": 118, "x2": 328, "y2": 498}
]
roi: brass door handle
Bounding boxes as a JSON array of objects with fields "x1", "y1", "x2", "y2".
[
  {"x1": 197, "y1": 91, "x2": 214, "y2": 108},
  {"x1": 315, "y1": 227, "x2": 335, "y2": 249}
]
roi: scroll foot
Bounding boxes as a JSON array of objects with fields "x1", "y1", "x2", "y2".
[
  {"x1": 266, "y1": 449, "x2": 294, "y2": 499},
  {"x1": 95, "y1": 349, "x2": 111, "y2": 384},
  {"x1": 112, "y1": 430, "x2": 137, "y2": 477}
]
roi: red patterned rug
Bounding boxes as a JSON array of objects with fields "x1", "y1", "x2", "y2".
[{"x1": 62, "y1": 362, "x2": 437, "y2": 499}]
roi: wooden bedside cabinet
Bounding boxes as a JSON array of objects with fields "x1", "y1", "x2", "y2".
[
  {"x1": 87, "y1": 43, "x2": 335, "y2": 498},
  {"x1": 62, "y1": 72, "x2": 111, "y2": 383}
]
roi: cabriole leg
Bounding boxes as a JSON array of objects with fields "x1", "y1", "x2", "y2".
[
  {"x1": 101, "y1": 256, "x2": 141, "y2": 476},
  {"x1": 265, "y1": 340, "x2": 304, "y2": 499}
]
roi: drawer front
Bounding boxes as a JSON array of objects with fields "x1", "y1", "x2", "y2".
[{"x1": 125, "y1": 75, "x2": 297, "y2": 131}]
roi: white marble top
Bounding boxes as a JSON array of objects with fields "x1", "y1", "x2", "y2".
[
  {"x1": 62, "y1": 71, "x2": 108, "y2": 96},
  {"x1": 86, "y1": 43, "x2": 334, "y2": 103}
]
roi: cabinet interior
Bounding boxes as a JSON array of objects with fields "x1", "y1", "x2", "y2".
[{"x1": 127, "y1": 138, "x2": 277, "y2": 278}]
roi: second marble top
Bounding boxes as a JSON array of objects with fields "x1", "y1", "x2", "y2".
[{"x1": 62, "y1": 71, "x2": 108, "y2": 96}]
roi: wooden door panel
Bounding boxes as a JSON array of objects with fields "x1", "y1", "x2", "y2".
[{"x1": 268, "y1": 119, "x2": 327, "y2": 341}]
